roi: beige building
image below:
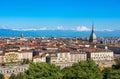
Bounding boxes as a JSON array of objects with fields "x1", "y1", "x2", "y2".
[
  {"x1": 0, "y1": 50, "x2": 33, "y2": 63},
  {"x1": 85, "y1": 48, "x2": 114, "y2": 66},
  {"x1": 0, "y1": 54, "x2": 4, "y2": 63},
  {"x1": 47, "y1": 50, "x2": 71, "y2": 63},
  {"x1": 70, "y1": 51, "x2": 87, "y2": 63},
  {"x1": 57, "y1": 51, "x2": 71, "y2": 63},
  {"x1": 33, "y1": 53, "x2": 46, "y2": 63},
  {"x1": 18, "y1": 50, "x2": 33, "y2": 61},
  {"x1": 3, "y1": 51, "x2": 19, "y2": 63},
  {"x1": 48, "y1": 53, "x2": 58, "y2": 63},
  {"x1": 47, "y1": 51, "x2": 72, "y2": 69}
]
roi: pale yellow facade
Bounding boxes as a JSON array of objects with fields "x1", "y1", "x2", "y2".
[{"x1": 3, "y1": 52, "x2": 19, "y2": 63}]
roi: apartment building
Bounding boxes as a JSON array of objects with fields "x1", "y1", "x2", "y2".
[{"x1": 70, "y1": 51, "x2": 86, "y2": 63}]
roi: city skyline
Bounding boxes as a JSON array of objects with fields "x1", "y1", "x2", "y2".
[{"x1": 0, "y1": 0, "x2": 120, "y2": 31}]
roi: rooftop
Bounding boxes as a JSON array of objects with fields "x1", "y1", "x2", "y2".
[{"x1": 84, "y1": 48, "x2": 112, "y2": 53}]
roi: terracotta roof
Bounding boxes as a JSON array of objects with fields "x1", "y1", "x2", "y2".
[
  {"x1": 84, "y1": 48, "x2": 112, "y2": 53},
  {"x1": 18, "y1": 50, "x2": 33, "y2": 53},
  {"x1": 40, "y1": 53, "x2": 46, "y2": 57},
  {"x1": 58, "y1": 49, "x2": 70, "y2": 52},
  {"x1": 33, "y1": 56, "x2": 40, "y2": 58},
  {"x1": 33, "y1": 53, "x2": 46, "y2": 59}
]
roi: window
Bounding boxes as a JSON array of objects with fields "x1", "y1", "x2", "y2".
[
  {"x1": 65, "y1": 53, "x2": 67, "y2": 58},
  {"x1": 60, "y1": 53, "x2": 62, "y2": 58}
]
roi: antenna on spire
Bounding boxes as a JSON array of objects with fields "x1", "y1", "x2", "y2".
[{"x1": 92, "y1": 21, "x2": 94, "y2": 32}]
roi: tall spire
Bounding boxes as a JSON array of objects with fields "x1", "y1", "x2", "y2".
[{"x1": 89, "y1": 22, "x2": 97, "y2": 43}]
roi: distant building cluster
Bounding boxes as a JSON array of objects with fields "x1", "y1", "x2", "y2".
[
  {"x1": 0, "y1": 23, "x2": 117, "y2": 75},
  {"x1": 98, "y1": 38, "x2": 120, "y2": 44},
  {"x1": 0, "y1": 36, "x2": 114, "y2": 70}
]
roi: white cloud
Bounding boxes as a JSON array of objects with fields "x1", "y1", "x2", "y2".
[
  {"x1": 95, "y1": 29, "x2": 113, "y2": 32},
  {"x1": 11, "y1": 27, "x2": 48, "y2": 31},
  {"x1": 102, "y1": 29, "x2": 113, "y2": 32},
  {"x1": 0, "y1": 25, "x2": 10, "y2": 29},
  {"x1": 38, "y1": 27, "x2": 48, "y2": 30},
  {"x1": 57, "y1": 26, "x2": 64, "y2": 30},
  {"x1": 76, "y1": 26, "x2": 90, "y2": 31}
]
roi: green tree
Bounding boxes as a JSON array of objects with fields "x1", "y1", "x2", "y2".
[
  {"x1": 102, "y1": 58, "x2": 120, "y2": 79},
  {"x1": 9, "y1": 73, "x2": 16, "y2": 79},
  {"x1": 21, "y1": 59, "x2": 30, "y2": 65},
  {"x1": 62, "y1": 59, "x2": 103, "y2": 79},
  {"x1": 113, "y1": 58, "x2": 120, "y2": 69},
  {"x1": 0, "y1": 73, "x2": 4, "y2": 79},
  {"x1": 102, "y1": 68, "x2": 112, "y2": 79},
  {"x1": 61, "y1": 66, "x2": 75, "y2": 79},
  {"x1": 103, "y1": 68, "x2": 120, "y2": 79},
  {"x1": 16, "y1": 72, "x2": 26, "y2": 79},
  {"x1": 25, "y1": 62, "x2": 63, "y2": 79}
]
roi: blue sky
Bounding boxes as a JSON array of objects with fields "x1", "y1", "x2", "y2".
[{"x1": 0, "y1": 0, "x2": 120, "y2": 31}]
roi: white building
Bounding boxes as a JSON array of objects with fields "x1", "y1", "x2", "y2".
[
  {"x1": 85, "y1": 48, "x2": 114, "y2": 66},
  {"x1": 70, "y1": 51, "x2": 86, "y2": 62},
  {"x1": 18, "y1": 50, "x2": 33, "y2": 61},
  {"x1": 57, "y1": 51, "x2": 71, "y2": 63}
]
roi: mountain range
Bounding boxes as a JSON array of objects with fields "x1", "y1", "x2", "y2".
[{"x1": 0, "y1": 28, "x2": 119, "y2": 38}]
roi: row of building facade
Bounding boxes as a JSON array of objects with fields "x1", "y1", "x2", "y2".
[{"x1": 0, "y1": 46, "x2": 114, "y2": 69}]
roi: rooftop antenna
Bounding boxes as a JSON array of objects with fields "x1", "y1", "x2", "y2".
[{"x1": 92, "y1": 21, "x2": 94, "y2": 32}]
